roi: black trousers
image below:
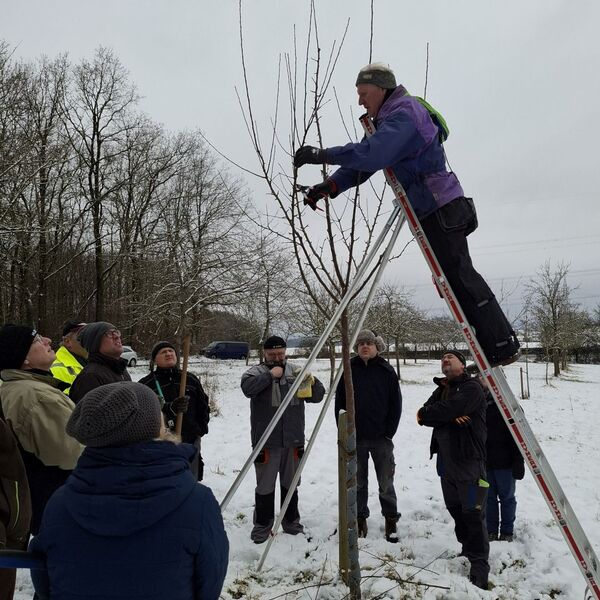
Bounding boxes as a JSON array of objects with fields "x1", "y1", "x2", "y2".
[
  {"x1": 441, "y1": 476, "x2": 490, "y2": 582},
  {"x1": 421, "y1": 199, "x2": 518, "y2": 363}
]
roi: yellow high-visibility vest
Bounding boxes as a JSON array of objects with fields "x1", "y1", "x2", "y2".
[{"x1": 51, "y1": 346, "x2": 85, "y2": 396}]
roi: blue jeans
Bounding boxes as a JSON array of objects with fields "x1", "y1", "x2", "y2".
[{"x1": 486, "y1": 468, "x2": 517, "y2": 535}]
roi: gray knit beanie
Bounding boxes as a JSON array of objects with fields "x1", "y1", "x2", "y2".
[
  {"x1": 67, "y1": 382, "x2": 162, "y2": 448},
  {"x1": 355, "y1": 62, "x2": 397, "y2": 89},
  {"x1": 77, "y1": 321, "x2": 114, "y2": 354},
  {"x1": 354, "y1": 329, "x2": 386, "y2": 353}
]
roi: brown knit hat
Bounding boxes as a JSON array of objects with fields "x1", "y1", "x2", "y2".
[{"x1": 67, "y1": 382, "x2": 162, "y2": 448}]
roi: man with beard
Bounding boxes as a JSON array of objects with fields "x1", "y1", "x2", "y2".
[
  {"x1": 417, "y1": 351, "x2": 489, "y2": 590},
  {"x1": 241, "y1": 336, "x2": 325, "y2": 544}
]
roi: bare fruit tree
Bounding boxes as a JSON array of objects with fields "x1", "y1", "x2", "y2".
[
  {"x1": 234, "y1": 2, "x2": 398, "y2": 596},
  {"x1": 526, "y1": 261, "x2": 581, "y2": 377}
]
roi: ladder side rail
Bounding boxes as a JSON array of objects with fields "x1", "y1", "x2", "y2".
[
  {"x1": 493, "y1": 370, "x2": 600, "y2": 591},
  {"x1": 219, "y1": 203, "x2": 402, "y2": 512},
  {"x1": 359, "y1": 113, "x2": 600, "y2": 598},
  {"x1": 256, "y1": 213, "x2": 407, "y2": 570}
]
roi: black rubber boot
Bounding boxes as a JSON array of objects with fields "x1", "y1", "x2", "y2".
[
  {"x1": 280, "y1": 486, "x2": 300, "y2": 523},
  {"x1": 385, "y1": 517, "x2": 399, "y2": 543}
]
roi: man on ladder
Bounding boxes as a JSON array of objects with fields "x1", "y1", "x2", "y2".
[{"x1": 294, "y1": 62, "x2": 520, "y2": 368}]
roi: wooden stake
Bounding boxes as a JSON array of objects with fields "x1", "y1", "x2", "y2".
[{"x1": 175, "y1": 334, "x2": 191, "y2": 437}]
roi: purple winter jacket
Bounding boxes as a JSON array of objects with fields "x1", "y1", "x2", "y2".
[{"x1": 325, "y1": 85, "x2": 464, "y2": 219}]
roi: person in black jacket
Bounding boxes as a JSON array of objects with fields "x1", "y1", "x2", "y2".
[
  {"x1": 335, "y1": 329, "x2": 402, "y2": 542},
  {"x1": 69, "y1": 322, "x2": 131, "y2": 403},
  {"x1": 139, "y1": 341, "x2": 210, "y2": 481},
  {"x1": 417, "y1": 350, "x2": 489, "y2": 590},
  {"x1": 480, "y1": 375, "x2": 525, "y2": 542}
]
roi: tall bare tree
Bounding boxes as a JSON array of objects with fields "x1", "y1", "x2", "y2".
[
  {"x1": 64, "y1": 47, "x2": 139, "y2": 320},
  {"x1": 368, "y1": 283, "x2": 425, "y2": 378}
]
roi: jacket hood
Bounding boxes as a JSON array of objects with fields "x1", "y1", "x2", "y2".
[{"x1": 63, "y1": 440, "x2": 198, "y2": 536}]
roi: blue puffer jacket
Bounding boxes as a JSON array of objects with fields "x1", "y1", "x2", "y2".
[
  {"x1": 29, "y1": 441, "x2": 229, "y2": 600},
  {"x1": 326, "y1": 85, "x2": 464, "y2": 219}
]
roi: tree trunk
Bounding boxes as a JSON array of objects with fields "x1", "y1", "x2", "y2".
[{"x1": 340, "y1": 310, "x2": 361, "y2": 598}]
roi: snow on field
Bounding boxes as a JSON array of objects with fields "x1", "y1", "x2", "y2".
[{"x1": 15, "y1": 358, "x2": 600, "y2": 599}]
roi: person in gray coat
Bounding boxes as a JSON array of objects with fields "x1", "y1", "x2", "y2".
[{"x1": 241, "y1": 336, "x2": 325, "y2": 543}]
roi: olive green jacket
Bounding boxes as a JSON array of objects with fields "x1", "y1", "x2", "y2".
[{"x1": 0, "y1": 369, "x2": 83, "y2": 470}]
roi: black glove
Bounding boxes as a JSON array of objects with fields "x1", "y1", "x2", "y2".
[
  {"x1": 512, "y1": 457, "x2": 525, "y2": 480},
  {"x1": 167, "y1": 395, "x2": 189, "y2": 416},
  {"x1": 303, "y1": 181, "x2": 334, "y2": 211},
  {"x1": 294, "y1": 145, "x2": 326, "y2": 168}
]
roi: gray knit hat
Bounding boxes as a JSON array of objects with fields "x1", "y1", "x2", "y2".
[
  {"x1": 354, "y1": 329, "x2": 386, "y2": 353},
  {"x1": 67, "y1": 382, "x2": 162, "y2": 448},
  {"x1": 355, "y1": 62, "x2": 397, "y2": 89},
  {"x1": 77, "y1": 321, "x2": 114, "y2": 354}
]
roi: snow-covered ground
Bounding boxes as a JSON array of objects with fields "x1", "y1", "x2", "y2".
[{"x1": 15, "y1": 358, "x2": 600, "y2": 599}]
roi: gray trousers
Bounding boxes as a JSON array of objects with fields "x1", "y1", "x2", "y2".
[
  {"x1": 357, "y1": 438, "x2": 399, "y2": 520},
  {"x1": 252, "y1": 446, "x2": 303, "y2": 542}
]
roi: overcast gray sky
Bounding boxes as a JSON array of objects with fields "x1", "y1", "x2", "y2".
[{"x1": 3, "y1": 0, "x2": 599, "y2": 321}]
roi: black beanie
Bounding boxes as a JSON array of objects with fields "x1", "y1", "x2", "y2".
[
  {"x1": 151, "y1": 341, "x2": 177, "y2": 361},
  {"x1": 61, "y1": 319, "x2": 86, "y2": 337},
  {"x1": 263, "y1": 336, "x2": 286, "y2": 350},
  {"x1": 0, "y1": 324, "x2": 37, "y2": 372},
  {"x1": 66, "y1": 382, "x2": 162, "y2": 448},
  {"x1": 77, "y1": 322, "x2": 114, "y2": 354},
  {"x1": 444, "y1": 350, "x2": 467, "y2": 366},
  {"x1": 149, "y1": 341, "x2": 177, "y2": 371}
]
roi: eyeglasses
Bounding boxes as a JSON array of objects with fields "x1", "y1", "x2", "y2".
[{"x1": 104, "y1": 329, "x2": 122, "y2": 339}]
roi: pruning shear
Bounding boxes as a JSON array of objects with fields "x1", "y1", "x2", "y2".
[{"x1": 295, "y1": 185, "x2": 324, "y2": 212}]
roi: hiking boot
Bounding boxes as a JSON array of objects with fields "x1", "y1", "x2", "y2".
[
  {"x1": 469, "y1": 574, "x2": 489, "y2": 590},
  {"x1": 488, "y1": 532, "x2": 498, "y2": 542},
  {"x1": 492, "y1": 351, "x2": 521, "y2": 368},
  {"x1": 489, "y1": 336, "x2": 521, "y2": 368},
  {"x1": 384, "y1": 517, "x2": 399, "y2": 543},
  {"x1": 498, "y1": 533, "x2": 514, "y2": 542},
  {"x1": 357, "y1": 517, "x2": 368, "y2": 538}
]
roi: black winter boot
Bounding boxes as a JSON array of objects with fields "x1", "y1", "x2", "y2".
[
  {"x1": 357, "y1": 517, "x2": 368, "y2": 538},
  {"x1": 251, "y1": 492, "x2": 275, "y2": 544},
  {"x1": 385, "y1": 517, "x2": 399, "y2": 543},
  {"x1": 280, "y1": 486, "x2": 303, "y2": 535}
]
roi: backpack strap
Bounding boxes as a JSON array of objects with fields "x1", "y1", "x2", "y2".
[{"x1": 414, "y1": 96, "x2": 450, "y2": 143}]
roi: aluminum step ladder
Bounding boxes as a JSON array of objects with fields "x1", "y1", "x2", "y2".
[{"x1": 360, "y1": 113, "x2": 600, "y2": 598}]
